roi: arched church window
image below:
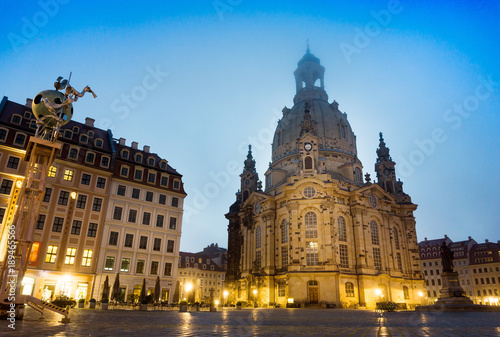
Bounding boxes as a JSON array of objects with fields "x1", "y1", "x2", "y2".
[
  {"x1": 281, "y1": 219, "x2": 288, "y2": 244},
  {"x1": 303, "y1": 186, "x2": 316, "y2": 198},
  {"x1": 256, "y1": 226, "x2": 262, "y2": 249},
  {"x1": 354, "y1": 167, "x2": 362, "y2": 183},
  {"x1": 345, "y1": 282, "x2": 354, "y2": 297},
  {"x1": 304, "y1": 156, "x2": 313, "y2": 170},
  {"x1": 338, "y1": 216, "x2": 347, "y2": 242},
  {"x1": 370, "y1": 221, "x2": 379, "y2": 245},
  {"x1": 403, "y1": 286, "x2": 410, "y2": 300},
  {"x1": 393, "y1": 227, "x2": 400, "y2": 249},
  {"x1": 305, "y1": 212, "x2": 317, "y2": 238},
  {"x1": 340, "y1": 125, "x2": 346, "y2": 139}
]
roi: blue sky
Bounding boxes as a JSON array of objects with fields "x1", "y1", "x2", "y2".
[{"x1": 1, "y1": 0, "x2": 499, "y2": 252}]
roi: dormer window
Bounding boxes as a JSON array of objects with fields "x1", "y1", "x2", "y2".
[
  {"x1": 0, "y1": 129, "x2": 8, "y2": 142},
  {"x1": 135, "y1": 154, "x2": 142, "y2": 163},
  {"x1": 64, "y1": 130, "x2": 73, "y2": 139},
  {"x1": 122, "y1": 150, "x2": 129, "y2": 160},
  {"x1": 88, "y1": 131, "x2": 94, "y2": 138},
  {"x1": 148, "y1": 158, "x2": 155, "y2": 166},
  {"x1": 160, "y1": 161, "x2": 167, "y2": 170},
  {"x1": 24, "y1": 111, "x2": 32, "y2": 119},
  {"x1": 80, "y1": 134, "x2": 88, "y2": 144},
  {"x1": 85, "y1": 152, "x2": 95, "y2": 164},
  {"x1": 72, "y1": 126, "x2": 79, "y2": 133},
  {"x1": 29, "y1": 120, "x2": 37, "y2": 129},
  {"x1": 95, "y1": 139, "x2": 103, "y2": 148},
  {"x1": 69, "y1": 148, "x2": 78, "y2": 159},
  {"x1": 11, "y1": 115, "x2": 22, "y2": 125}
]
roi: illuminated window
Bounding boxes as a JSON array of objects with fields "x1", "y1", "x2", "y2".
[
  {"x1": 65, "y1": 248, "x2": 76, "y2": 265},
  {"x1": 29, "y1": 242, "x2": 40, "y2": 265},
  {"x1": 278, "y1": 282, "x2": 286, "y2": 297},
  {"x1": 121, "y1": 258, "x2": 130, "y2": 272},
  {"x1": 255, "y1": 250, "x2": 262, "y2": 269},
  {"x1": 63, "y1": 169, "x2": 74, "y2": 181},
  {"x1": 338, "y1": 216, "x2": 347, "y2": 242},
  {"x1": 345, "y1": 282, "x2": 354, "y2": 297},
  {"x1": 104, "y1": 256, "x2": 115, "y2": 271},
  {"x1": 403, "y1": 286, "x2": 410, "y2": 300},
  {"x1": 373, "y1": 247, "x2": 382, "y2": 269},
  {"x1": 281, "y1": 219, "x2": 288, "y2": 244},
  {"x1": 339, "y1": 244, "x2": 349, "y2": 268},
  {"x1": 305, "y1": 212, "x2": 317, "y2": 238},
  {"x1": 370, "y1": 221, "x2": 379, "y2": 245},
  {"x1": 48, "y1": 166, "x2": 57, "y2": 177},
  {"x1": 256, "y1": 226, "x2": 262, "y2": 249},
  {"x1": 82, "y1": 249, "x2": 92, "y2": 266},
  {"x1": 306, "y1": 241, "x2": 319, "y2": 266},
  {"x1": 45, "y1": 245, "x2": 58, "y2": 263}
]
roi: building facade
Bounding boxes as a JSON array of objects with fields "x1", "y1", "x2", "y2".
[
  {"x1": 226, "y1": 50, "x2": 425, "y2": 309},
  {"x1": 0, "y1": 96, "x2": 186, "y2": 303}
]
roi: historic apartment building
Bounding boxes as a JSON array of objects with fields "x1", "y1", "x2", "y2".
[
  {"x1": 226, "y1": 49, "x2": 426, "y2": 309},
  {"x1": 0, "y1": 96, "x2": 186, "y2": 303},
  {"x1": 177, "y1": 251, "x2": 226, "y2": 304},
  {"x1": 419, "y1": 236, "x2": 500, "y2": 306}
]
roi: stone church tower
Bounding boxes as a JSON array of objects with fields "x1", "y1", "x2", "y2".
[{"x1": 226, "y1": 49, "x2": 425, "y2": 309}]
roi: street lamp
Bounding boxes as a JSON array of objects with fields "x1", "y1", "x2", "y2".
[
  {"x1": 253, "y1": 289, "x2": 258, "y2": 308},
  {"x1": 185, "y1": 282, "x2": 193, "y2": 303},
  {"x1": 223, "y1": 290, "x2": 228, "y2": 307},
  {"x1": 418, "y1": 291, "x2": 424, "y2": 305}
]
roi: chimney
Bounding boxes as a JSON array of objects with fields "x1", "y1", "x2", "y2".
[
  {"x1": 143, "y1": 145, "x2": 150, "y2": 153},
  {"x1": 25, "y1": 98, "x2": 33, "y2": 107},
  {"x1": 131, "y1": 141, "x2": 138, "y2": 149},
  {"x1": 119, "y1": 138, "x2": 126, "y2": 145},
  {"x1": 468, "y1": 236, "x2": 472, "y2": 240},
  {"x1": 85, "y1": 117, "x2": 95, "y2": 127},
  {"x1": 485, "y1": 239, "x2": 489, "y2": 243},
  {"x1": 424, "y1": 237, "x2": 427, "y2": 242}
]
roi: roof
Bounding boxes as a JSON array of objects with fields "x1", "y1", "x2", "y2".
[{"x1": 178, "y1": 252, "x2": 225, "y2": 272}]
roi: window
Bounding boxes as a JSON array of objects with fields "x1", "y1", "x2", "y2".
[
  {"x1": 306, "y1": 241, "x2": 319, "y2": 266},
  {"x1": 85, "y1": 152, "x2": 95, "y2": 164},
  {"x1": 36, "y1": 214, "x2": 46, "y2": 230},
  {"x1": 160, "y1": 176, "x2": 168, "y2": 187},
  {"x1": 148, "y1": 173, "x2": 156, "y2": 184},
  {"x1": 0, "y1": 179, "x2": 13, "y2": 195},
  {"x1": 303, "y1": 186, "x2": 316, "y2": 198},
  {"x1": 148, "y1": 158, "x2": 155, "y2": 166},
  {"x1": 256, "y1": 226, "x2": 262, "y2": 249},
  {"x1": 159, "y1": 194, "x2": 166, "y2": 205},
  {"x1": 136, "y1": 260, "x2": 145, "y2": 274},
  {"x1": 115, "y1": 185, "x2": 126, "y2": 196},
  {"x1": 45, "y1": 245, "x2": 58, "y2": 263},
  {"x1": 72, "y1": 126, "x2": 79, "y2": 133},
  {"x1": 124, "y1": 234, "x2": 133, "y2": 248},
  {"x1": 354, "y1": 167, "x2": 362, "y2": 182},
  {"x1": 396, "y1": 252, "x2": 402, "y2": 271},
  {"x1": 146, "y1": 191, "x2": 153, "y2": 202},
  {"x1": 109, "y1": 231, "x2": 118, "y2": 246},
  {"x1": 403, "y1": 286, "x2": 410, "y2": 300},
  {"x1": 76, "y1": 195, "x2": 87, "y2": 209},
  {"x1": 101, "y1": 156, "x2": 109, "y2": 168},
  {"x1": 338, "y1": 216, "x2": 347, "y2": 242},
  {"x1": 171, "y1": 197, "x2": 179, "y2": 207},
  {"x1": 63, "y1": 169, "x2": 74, "y2": 181},
  {"x1": 120, "y1": 166, "x2": 129, "y2": 177},
  {"x1": 121, "y1": 150, "x2": 129, "y2": 159},
  {"x1": 52, "y1": 217, "x2": 64, "y2": 232},
  {"x1": 255, "y1": 250, "x2": 262, "y2": 269},
  {"x1": 69, "y1": 148, "x2": 78, "y2": 159},
  {"x1": 339, "y1": 244, "x2": 349, "y2": 267},
  {"x1": 132, "y1": 188, "x2": 140, "y2": 199},
  {"x1": 164, "y1": 262, "x2": 172, "y2": 276},
  {"x1": 0, "y1": 208, "x2": 5, "y2": 224},
  {"x1": 87, "y1": 223, "x2": 98, "y2": 237},
  {"x1": 121, "y1": 258, "x2": 130, "y2": 272},
  {"x1": 14, "y1": 133, "x2": 26, "y2": 146},
  {"x1": 173, "y1": 180, "x2": 180, "y2": 189},
  {"x1": 58, "y1": 191, "x2": 69, "y2": 205},
  {"x1": 12, "y1": 115, "x2": 22, "y2": 124},
  {"x1": 134, "y1": 169, "x2": 143, "y2": 180},
  {"x1": 281, "y1": 219, "x2": 288, "y2": 244},
  {"x1": 160, "y1": 161, "x2": 167, "y2": 170},
  {"x1": 48, "y1": 166, "x2": 58, "y2": 178},
  {"x1": 142, "y1": 212, "x2": 151, "y2": 225},
  {"x1": 0, "y1": 129, "x2": 7, "y2": 141},
  {"x1": 128, "y1": 209, "x2": 137, "y2": 223},
  {"x1": 156, "y1": 214, "x2": 164, "y2": 228},
  {"x1": 340, "y1": 124, "x2": 346, "y2": 139},
  {"x1": 70, "y1": 220, "x2": 82, "y2": 235},
  {"x1": 151, "y1": 261, "x2": 159, "y2": 275},
  {"x1": 96, "y1": 177, "x2": 106, "y2": 188},
  {"x1": 104, "y1": 256, "x2": 115, "y2": 271},
  {"x1": 43, "y1": 188, "x2": 52, "y2": 202},
  {"x1": 304, "y1": 156, "x2": 313, "y2": 170},
  {"x1": 95, "y1": 139, "x2": 103, "y2": 148},
  {"x1": 113, "y1": 207, "x2": 123, "y2": 220},
  {"x1": 169, "y1": 217, "x2": 177, "y2": 230},
  {"x1": 7, "y1": 156, "x2": 20, "y2": 169},
  {"x1": 80, "y1": 134, "x2": 88, "y2": 144},
  {"x1": 394, "y1": 228, "x2": 400, "y2": 249},
  {"x1": 65, "y1": 248, "x2": 76, "y2": 265},
  {"x1": 281, "y1": 246, "x2": 288, "y2": 267},
  {"x1": 153, "y1": 238, "x2": 161, "y2": 251},
  {"x1": 370, "y1": 221, "x2": 379, "y2": 245},
  {"x1": 373, "y1": 247, "x2": 382, "y2": 269},
  {"x1": 345, "y1": 282, "x2": 354, "y2": 297},
  {"x1": 139, "y1": 236, "x2": 148, "y2": 249},
  {"x1": 81, "y1": 173, "x2": 91, "y2": 185},
  {"x1": 92, "y1": 198, "x2": 102, "y2": 211},
  {"x1": 167, "y1": 240, "x2": 174, "y2": 253},
  {"x1": 135, "y1": 154, "x2": 142, "y2": 163},
  {"x1": 82, "y1": 249, "x2": 92, "y2": 267},
  {"x1": 305, "y1": 212, "x2": 317, "y2": 238}
]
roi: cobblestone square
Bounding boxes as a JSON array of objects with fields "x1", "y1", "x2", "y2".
[{"x1": 1, "y1": 307, "x2": 500, "y2": 336}]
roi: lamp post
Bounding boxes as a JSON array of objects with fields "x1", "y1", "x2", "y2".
[
  {"x1": 184, "y1": 282, "x2": 193, "y2": 304},
  {"x1": 253, "y1": 289, "x2": 258, "y2": 308},
  {"x1": 418, "y1": 291, "x2": 424, "y2": 305},
  {"x1": 223, "y1": 290, "x2": 228, "y2": 307}
]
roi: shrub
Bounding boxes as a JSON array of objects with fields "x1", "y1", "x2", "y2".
[
  {"x1": 89, "y1": 298, "x2": 96, "y2": 303},
  {"x1": 78, "y1": 299, "x2": 85, "y2": 304},
  {"x1": 179, "y1": 300, "x2": 188, "y2": 305},
  {"x1": 376, "y1": 301, "x2": 397, "y2": 312}
]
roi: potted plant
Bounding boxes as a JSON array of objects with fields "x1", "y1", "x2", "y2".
[
  {"x1": 78, "y1": 298, "x2": 85, "y2": 308},
  {"x1": 179, "y1": 300, "x2": 188, "y2": 312},
  {"x1": 89, "y1": 298, "x2": 96, "y2": 309},
  {"x1": 101, "y1": 298, "x2": 109, "y2": 310},
  {"x1": 140, "y1": 298, "x2": 149, "y2": 311},
  {"x1": 236, "y1": 301, "x2": 242, "y2": 310}
]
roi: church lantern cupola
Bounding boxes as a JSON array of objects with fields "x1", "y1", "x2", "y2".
[{"x1": 294, "y1": 46, "x2": 328, "y2": 104}]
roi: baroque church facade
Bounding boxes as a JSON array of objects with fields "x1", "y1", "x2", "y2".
[{"x1": 226, "y1": 49, "x2": 425, "y2": 309}]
